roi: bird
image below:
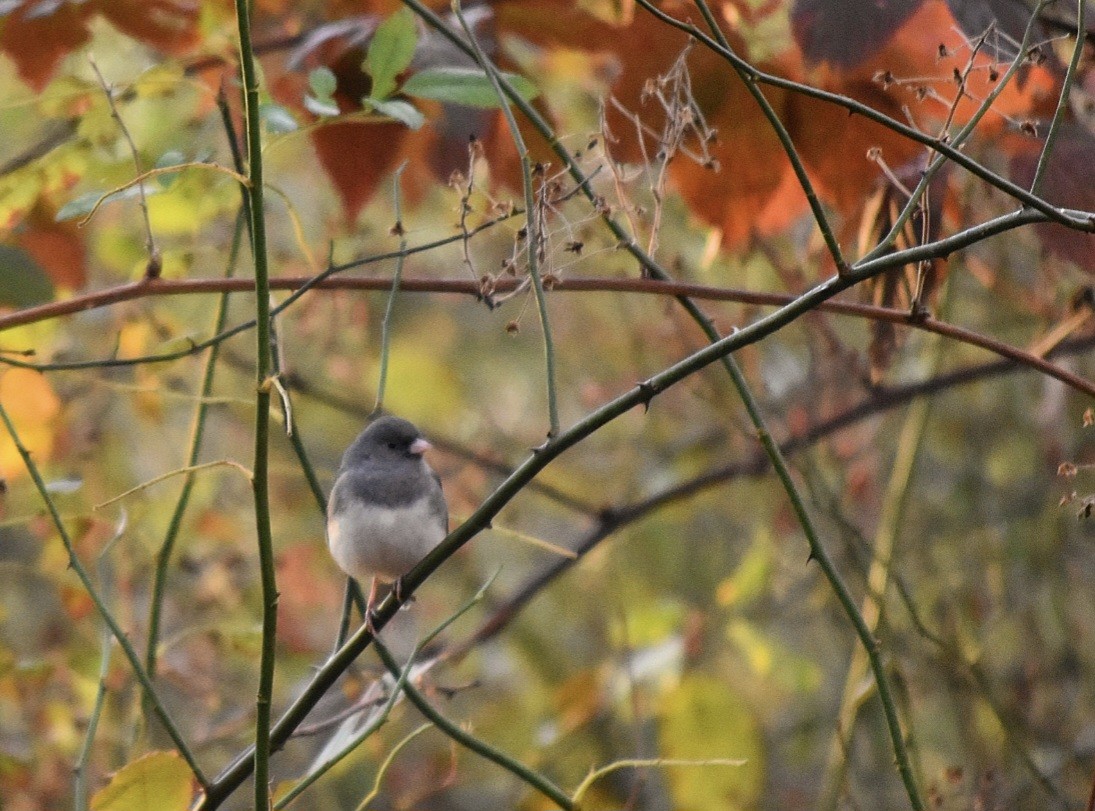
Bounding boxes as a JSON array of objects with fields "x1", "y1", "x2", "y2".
[{"x1": 326, "y1": 416, "x2": 448, "y2": 626}]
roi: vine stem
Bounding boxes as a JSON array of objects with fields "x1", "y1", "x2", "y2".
[{"x1": 1029, "y1": 0, "x2": 1085, "y2": 195}]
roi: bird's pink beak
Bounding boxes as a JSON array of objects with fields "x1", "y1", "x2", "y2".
[{"x1": 409, "y1": 437, "x2": 432, "y2": 456}]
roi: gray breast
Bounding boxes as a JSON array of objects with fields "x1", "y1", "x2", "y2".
[{"x1": 327, "y1": 492, "x2": 447, "y2": 582}]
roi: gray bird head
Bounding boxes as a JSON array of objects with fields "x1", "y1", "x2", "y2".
[{"x1": 340, "y1": 416, "x2": 431, "y2": 471}]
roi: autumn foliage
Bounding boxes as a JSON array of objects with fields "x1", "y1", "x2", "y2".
[{"x1": 1, "y1": 1, "x2": 1094, "y2": 809}]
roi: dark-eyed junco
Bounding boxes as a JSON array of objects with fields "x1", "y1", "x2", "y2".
[{"x1": 327, "y1": 416, "x2": 448, "y2": 621}]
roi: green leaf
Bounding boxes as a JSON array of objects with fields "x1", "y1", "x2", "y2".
[
  {"x1": 308, "y1": 66, "x2": 337, "y2": 99},
  {"x1": 365, "y1": 7, "x2": 418, "y2": 101},
  {"x1": 401, "y1": 67, "x2": 539, "y2": 108},
  {"x1": 304, "y1": 68, "x2": 339, "y2": 118},
  {"x1": 56, "y1": 187, "x2": 159, "y2": 223},
  {"x1": 152, "y1": 150, "x2": 187, "y2": 188},
  {"x1": 0, "y1": 245, "x2": 55, "y2": 307},
  {"x1": 364, "y1": 97, "x2": 424, "y2": 130}
]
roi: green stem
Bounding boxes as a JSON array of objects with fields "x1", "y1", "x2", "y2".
[
  {"x1": 272, "y1": 643, "x2": 415, "y2": 809},
  {"x1": 74, "y1": 567, "x2": 117, "y2": 811},
  {"x1": 195, "y1": 205, "x2": 1070, "y2": 807},
  {"x1": 452, "y1": 0, "x2": 560, "y2": 437},
  {"x1": 819, "y1": 280, "x2": 954, "y2": 808},
  {"x1": 232, "y1": 0, "x2": 278, "y2": 804},
  {"x1": 0, "y1": 212, "x2": 521, "y2": 371}
]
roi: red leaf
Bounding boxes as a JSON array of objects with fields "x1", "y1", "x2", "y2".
[
  {"x1": 793, "y1": 0, "x2": 925, "y2": 69},
  {"x1": 0, "y1": 1, "x2": 92, "y2": 91},
  {"x1": 311, "y1": 119, "x2": 411, "y2": 222},
  {"x1": 1010, "y1": 124, "x2": 1095, "y2": 271},
  {"x1": 95, "y1": 0, "x2": 201, "y2": 54},
  {"x1": 15, "y1": 204, "x2": 87, "y2": 290}
]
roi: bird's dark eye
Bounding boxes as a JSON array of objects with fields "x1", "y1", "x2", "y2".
[{"x1": 387, "y1": 442, "x2": 396, "y2": 450}]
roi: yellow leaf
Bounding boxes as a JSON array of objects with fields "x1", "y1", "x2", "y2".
[
  {"x1": 91, "y1": 751, "x2": 196, "y2": 811},
  {"x1": 0, "y1": 368, "x2": 61, "y2": 480},
  {"x1": 133, "y1": 63, "x2": 185, "y2": 99},
  {"x1": 715, "y1": 527, "x2": 772, "y2": 608},
  {"x1": 659, "y1": 673, "x2": 763, "y2": 810}
]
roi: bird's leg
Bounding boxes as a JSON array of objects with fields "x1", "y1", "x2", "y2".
[{"x1": 364, "y1": 576, "x2": 380, "y2": 634}]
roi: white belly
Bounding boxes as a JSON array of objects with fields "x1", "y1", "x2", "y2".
[{"x1": 327, "y1": 496, "x2": 446, "y2": 582}]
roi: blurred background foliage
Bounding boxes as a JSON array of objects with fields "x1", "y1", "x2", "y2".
[{"x1": 0, "y1": 0, "x2": 1093, "y2": 809}]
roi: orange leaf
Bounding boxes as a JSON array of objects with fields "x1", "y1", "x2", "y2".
[
  {"x1": 789, "y1": 0, "x2": 1058, "y2": 217},
  {"x1": 276, "y1": 544, "x2": 343, "y2": 653}
]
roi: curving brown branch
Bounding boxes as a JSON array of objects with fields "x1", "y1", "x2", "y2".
[{"x1": 4, "y1": 274, "x2": 1091, "y2": 397}]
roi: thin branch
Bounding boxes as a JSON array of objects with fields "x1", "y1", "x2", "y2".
[
  {"x1": 143, "y1": 225, "x2": 236, "y2": 685},
  {"x1": 453, "y1": 0, "x2": 560, "y2": 437},
  {"x1": 372, "y1": 637, "x2": 574, "y2": 809},
  {"x1": 374, "y1": 162, "x2": 410, "y2": 416},
  {"x1": 73, "y1": 553, "x2": 119, "y2": 811},
  {"x1": 0, "y1": 401, "x2": 209, "y2": 789},
  {"x1": 443, "y1": 332, "x2": 1095, "y2": 662},
  {"x1": 1029, "y1": 0, "x2": 1085, "y2": 195},
  {"x1": 197, "y1": 266, "x2": 1093, "y2": 806},
  {"x1": 96, "y1": 459, "x2": 251, "y2": 510},
  {"x1": 271, "y1": 645, "x2": 417, "y2": 809},
  {"x1": 857, "y1": 1, "x2": 1053, "y2": 266},
  {"x1": 350, "y1": 723, "x2": 433, "y2": 811},
  {"x1": 726, "y1": 353, "x2": 925, "y2": 808},
  {"x1": 88, "y1": 56, "x2": 160, "y2": 276},
  {"x1": 1, "y1": 271, "x2": 1091, "y2": 397},
  {"x1": 572, "y1": 757, "x2": 745, "y2": 806},
  {"x1": 690, "y1": 0, "x2": 848, "y2": 272},
  {"x1": 632, "y1": 0, "x2": 1091, "y2": 232},
  {"x1": 819, "y1": 335, "x2": 942, "y2": 810}
]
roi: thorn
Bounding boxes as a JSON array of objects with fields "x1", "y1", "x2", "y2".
[
  {"x1": 144, "y1": 251, "x2": 162, "y2": 281},
  {"x1": 908, "y1": 301, "x2": 930, "y2": 323}
]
